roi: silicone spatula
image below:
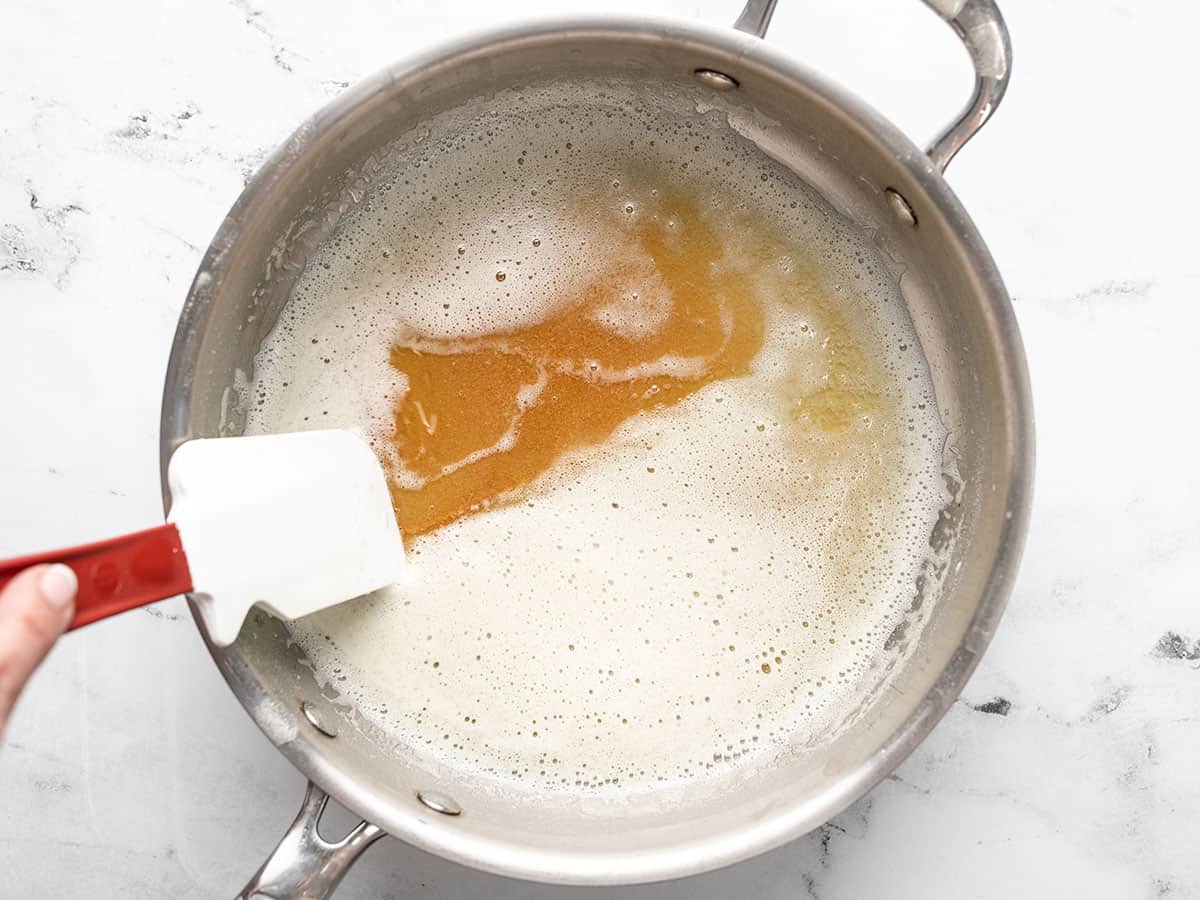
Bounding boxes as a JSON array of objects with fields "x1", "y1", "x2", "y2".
[{"x1": 0, "y1": 430, "x2": 404, "y2": 646}]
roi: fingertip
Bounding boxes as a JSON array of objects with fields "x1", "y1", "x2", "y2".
[
  {"x1": 0, "y1": 564, "x2": 74, "y2": 641},
  {"x1": 0, "y1": 564, "x2": 76, "y2": 731},
  {"x1": 38, "y1": 564, "x2": 78, "y2": 612}
]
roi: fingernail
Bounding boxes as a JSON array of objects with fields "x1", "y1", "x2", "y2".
[{"x1": 40, "y1": 564, "x2": 78, "y2": 609}]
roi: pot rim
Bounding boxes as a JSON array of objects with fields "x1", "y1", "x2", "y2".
[{"x1": 160, "y1": 12, "x2": 1034, "y2": 885}]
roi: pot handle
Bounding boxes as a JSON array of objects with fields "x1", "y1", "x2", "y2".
[
  {"x1": 235, "y1": 782, "x2": 384, "y2": 900},
  {"x1": 733, "y1": 0, "x2": 1012, "y2": 172}
]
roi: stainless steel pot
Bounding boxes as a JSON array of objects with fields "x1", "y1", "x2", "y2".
[{"x1": 160, "y1": 1, "x2": 1033, "y2": 896}]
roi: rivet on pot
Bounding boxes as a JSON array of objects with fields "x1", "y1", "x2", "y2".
[
  {"x1": 693, "y1": 69, "x2": 739, "y2": 91},
  {"x1": 417, "y1": 790, "x2": 463, "y2": 817},
  {"x1": 300, "y1": 700, "x2": 338, "y2": 738},
  {"x1": 885, "y1": 188, "x2": 918, "y2": 228}
]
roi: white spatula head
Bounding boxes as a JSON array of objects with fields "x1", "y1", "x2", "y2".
[{"x1": 167, "y1": 430, "x2": 405, "y2": 646}]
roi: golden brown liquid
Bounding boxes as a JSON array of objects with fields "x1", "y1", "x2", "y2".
[
  {"x1": 259, "y1": 92, "x2": 947, "y2": 798},
  {"x1": 791, "y1": 307, "x2": 881, "y2": 432},
  {"x1": 384, "y1": 170, "x2": 892, "y2": 538},
  {"x1": 387, "y1": 192, "x2": 765, "y2": 535}
]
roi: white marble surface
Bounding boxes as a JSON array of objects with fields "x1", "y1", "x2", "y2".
[{"x1": 2, "y1": 0, "x2": 1198, "y2": 896}]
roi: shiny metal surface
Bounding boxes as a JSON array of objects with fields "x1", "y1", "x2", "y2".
[
  {"x1": 160, "y1": 1, "x2": 1032, "y2": 893},
  {"x1": 922, "y1": 0, "x2": 1012, "y2": 171},
  {"x1": 301, "y1": 701, "x2": 338, "y2": 739},
  {"x1": 732, "y1": 0, "x2": 777, "y2": 37},
  {"x1": 886, "y1": 187, "x2": 919, "y2": 227},
  {"x1": 734, "y1": 0, "x2": 1013, "y2": 173},
  {"x1": 417, "y1": 791, "x2": 464, "y2": 817},
  {"x1": 692, "y1": 67, "x2": 740, "y2": 90},
  {"x1": 235, "y1": 783, "x2": 383, "y2": 900}
]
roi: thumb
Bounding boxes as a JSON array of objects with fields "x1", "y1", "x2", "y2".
[{"x1": 0, "y1": 564, "x2": 77, "y2": 736}]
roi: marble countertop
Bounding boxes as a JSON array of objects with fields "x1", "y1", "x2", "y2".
[{"x1": 2, "y1": 0, "x2": 1197, "y2": 896}]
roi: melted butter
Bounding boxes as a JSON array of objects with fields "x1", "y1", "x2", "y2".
[
  {"x1": 246, "y1": 84, "x2": 950, "y2": 798},
  {"x1": 791, "y1": 306, "x2": 883, "y2": 431},
  {"x1": 387, "y1": 190, "x2": 766, "y2": 535}
]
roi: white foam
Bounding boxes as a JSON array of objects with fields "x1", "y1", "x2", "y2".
[{"x1": 244, "y1": 78, "x2": 948, "y2": 800}]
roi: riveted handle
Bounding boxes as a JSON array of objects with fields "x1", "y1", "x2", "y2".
[
  {"x1": 732, "y1": 0, "x2": 1012, "y2": 172},
  {"x1": 235, "y1": 782, "x2": 384, "y2": 900}
]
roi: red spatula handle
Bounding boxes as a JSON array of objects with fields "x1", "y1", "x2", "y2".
[{"x1": 0, "y1": 524, "x2": 194, "y2": 631}]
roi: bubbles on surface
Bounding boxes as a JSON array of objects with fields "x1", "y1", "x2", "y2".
[{"x1": 244, "y1": 77, "x2": 948, "y2": 800}]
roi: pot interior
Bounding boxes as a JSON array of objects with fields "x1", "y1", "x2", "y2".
[{"x1": 162, "y1": 19, "x2": 1029, "y2": 884}]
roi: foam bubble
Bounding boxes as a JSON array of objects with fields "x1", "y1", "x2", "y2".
[{"x1": 244, "y1": 77, "x2": 948, "y2": 800}]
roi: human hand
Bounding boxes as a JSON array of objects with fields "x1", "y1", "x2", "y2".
[{"x1": 0, "y1": 564, "x2": 77, "y2": 736}]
